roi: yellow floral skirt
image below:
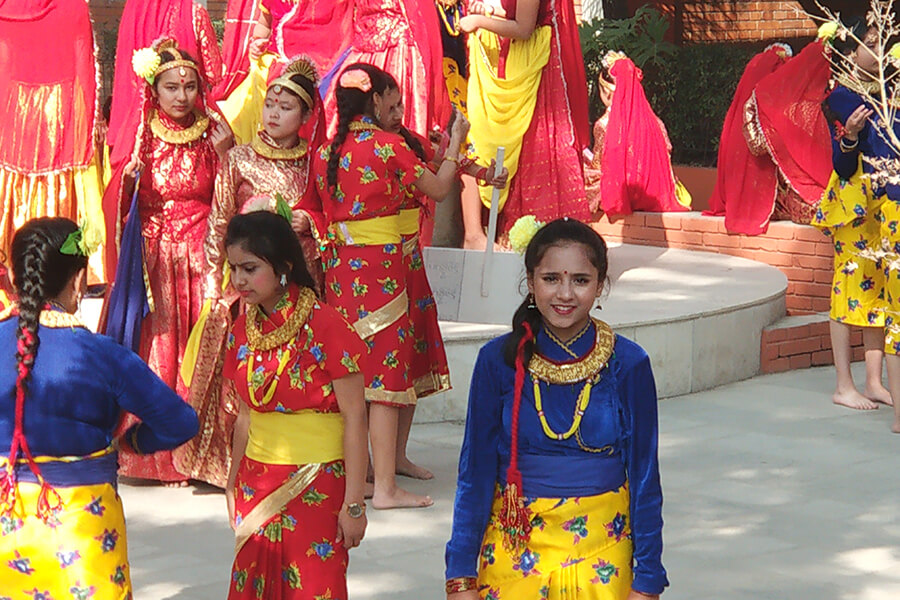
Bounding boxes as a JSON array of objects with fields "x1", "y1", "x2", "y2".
[
  {"x1": 880, "y1": 200, "x2": 900, "y2": 354},
  {"x1": 814, "y1": 169, "x2": 885, "y2": 327},
  {"x1": 0, "y1": 481, "x2": 131, "y2": 599},
  {"x1": 477, "y1": 485, "x2": 633, "y2": 600}
]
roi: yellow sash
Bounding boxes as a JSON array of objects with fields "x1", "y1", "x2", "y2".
[
  {"x1": 398, "y1": 208, "x2": 420, "y2": 235},
  {"x1": 329, "y1": 215, "x2": 401, "y2": 246},
  {"x1": 467, "y1": 26, "x2": 552, "y2": 211},
  {"x1": 245, "y1": 410, "x2": 344, "y2": 465}
]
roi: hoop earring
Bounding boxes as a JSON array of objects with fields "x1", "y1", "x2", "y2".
[
  {"x1": 280, "y1": 274, "x2": 288, "y2": 287},
  {"x1": 527, "y1": 293, "x2": 536, "y2": 309}
]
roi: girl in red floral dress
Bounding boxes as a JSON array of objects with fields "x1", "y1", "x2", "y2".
[
  {"x1": 314, "y1": 63, "x2": 468, "y2": 508},
  {"x1": 224, "y1": 211, "x2": 368, "y2": 599}
]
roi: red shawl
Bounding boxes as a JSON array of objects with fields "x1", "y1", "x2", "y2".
[
  {"x1": 754, "y1": 40, "x2": 831, "y2": 206},
  {"x1": 705, "y1": 46, "x2": 788, "y2": 220},
  {"x1": 276, "y1": 0, "x2": 354, "y2": 75},
  {"x1": 0, "y1": 0, "x2": 96, "y2": 171},
  {"x1": 600, "y1": 57, "x2": 686, "y2": 217},
  {"x1": 212, "y1": 0, "x2": 261, "y2": 102}
]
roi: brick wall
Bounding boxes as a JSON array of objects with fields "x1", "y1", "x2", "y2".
[
  {"x1": 591, "y1": 212, "x2": 833, "y2": 315},
  {"x1": 760, "y1": 316, "x2": 865, "y2": 374},
  {"x1": 630, "y1": 1, "x2": 819, "y2": 43}
]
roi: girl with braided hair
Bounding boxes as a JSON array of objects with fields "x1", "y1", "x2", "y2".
[
  {"x1": 0, "y1": 217, "x2": 198, "y2": 598},
  {"x1": 313, "y1": 63, "x2": 468, "y2": 509},
  {"x1": 445, "y1": 218, "x2": 667, "y2": 600}
]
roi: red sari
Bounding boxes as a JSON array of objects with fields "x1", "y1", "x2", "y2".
[
  {"x1": 323, "y1": 0, "x2": 452, "y2": 136},
  {"x1": 115, "y1": 109, "x2": 220, "y2": 483},
  {"x1": 313, "y1": 116, "x2": 427, "y2": 406},
  {"x1": 224, "y1": 286, "x2": 367, "y2": 600},
  {"x1": 262, "y1": 0, "x2": 353, "y2": 76}
]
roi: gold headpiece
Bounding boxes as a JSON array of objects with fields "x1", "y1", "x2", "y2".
[
  {"x1": 269, "y1": 57, "x2": 319, "y2": 110},
  {"x1": 132, "y1": 39, "x2": 199, "y2": 85}
]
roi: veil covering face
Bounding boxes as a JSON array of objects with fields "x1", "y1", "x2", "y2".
[
  {"x1": 706, "y1": 45, "x2": 789, "y2": 224},
  {"x1": 599, "y1": 57, "x2": 688, "y2": 217}
]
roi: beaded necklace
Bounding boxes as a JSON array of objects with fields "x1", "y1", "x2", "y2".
[
  {"x1": 530, "y1": 319, "x2": 614, "y2": 443},
  {"x1": 244, "y1": 288, "x2": 316, "y2": 407}
]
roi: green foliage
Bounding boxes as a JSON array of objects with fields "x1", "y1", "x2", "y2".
[
  {"x1": 644, "y1": 43, "x2": 765, "y2": 166},
  {"x1": 580, "y1": 7, "x2": 768, "y2": 167},
  {"x1": 211, "y1": 19, "x2": 226, "y2": 43}
]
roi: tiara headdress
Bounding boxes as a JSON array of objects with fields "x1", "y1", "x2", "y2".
[
  {"x1": 269, "y1": 56, "x2": 319, "y2": 109},
  {"x1": 132, "y1": 39, "x2": 199, "y2": 85}
]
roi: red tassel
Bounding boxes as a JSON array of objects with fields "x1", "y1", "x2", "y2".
[
  {"x1": 36, "y1": 479, "x2": 63, "y2": 523},
  {"x1": 499, "y1": 321, "x2": 534, "y2": 554},
  {"x1": 0, "y1": 468, "x2": 16, "y2": 516}
]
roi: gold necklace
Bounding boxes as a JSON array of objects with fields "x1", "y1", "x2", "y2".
[
  {"x1": 149, "y1": 109, "x2": 210, "y2": 144},
  {"x1": 0, "y1": 304, "x2": 85, "y2": 329},
  {"x1": 245, "y1": 288, "x2": 316, "y2": 352},
  {"x1": 251, "y1": 132, "x2": 308, "y2": 160},
  {"x1": 528, "y1": 319, "x2": 614, "y2": 384},
  {"x1": 244, "y1": 288, "x2": 317, "y2": 407},
  {"x1": 437, "y1": 2, "x2": 462, "y2": 36},
  {"x1": 349, "y1": 119, "x2": 381, "y2": 132}
]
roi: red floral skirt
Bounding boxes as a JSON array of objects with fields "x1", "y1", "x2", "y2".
[
  {"x1": 403, "y1": 234, "x2": 450, "y2": 398},
  {"x1": 325, "y1": 243, "x2": 416, "y2": 406},
  {"x1": 229, "y1": 458, "x2": 348, "y2": 600}
]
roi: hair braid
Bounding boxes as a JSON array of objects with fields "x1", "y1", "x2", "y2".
[
  {"x1": 397, "y1": 126, "x2": 427, "y2": 162},
  {"x1": 327, "y1": 92, "x2": 356, "y2": 190}
]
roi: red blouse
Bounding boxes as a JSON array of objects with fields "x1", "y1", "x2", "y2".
[
  {"x1": 313, "y1": 116, "x2": 426, "y2": 223},
  {"x1": 224, "y1": 286, "x2": 367, "y2": 414}
]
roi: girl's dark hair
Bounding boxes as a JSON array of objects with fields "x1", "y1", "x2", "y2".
[
  {"x1": 502, "y1": 218, "x2": 609, "y2": 368},
  {"x1": 832, "y1": 16, "x2": 870, "y2": 59},
  {"x1": 281, "y1": 73, "x2": 317, "y2": 112},
  {"x1": 10, "y1": 217, "x2": 89, "y2": 405},
  {"x1": 224, "y1": 211, "x2": 318, "y2": 292},
  {"x1": 326, "y1": 63, "x2": 395, "y2": 190}
]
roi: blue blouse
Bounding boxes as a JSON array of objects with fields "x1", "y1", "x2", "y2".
[
  {"x1": 827, "y1": 84, "x2": 900, "y2": 199},
  {"x1": 445, "y1": 323, "x2": 668, "y2": 595},
  {"x1": 0, "y1": 314, "x2": 198, "y2": 483}
]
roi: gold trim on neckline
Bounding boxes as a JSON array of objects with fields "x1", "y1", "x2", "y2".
[
  {"x1": 150, "y1": 109, "x2": 210, "y2": 144},
  {"x1": 245, "y1": 288, "x2": 316, "y2": 351},
  {"x1": 0, "y1": 305, "x2": 86, "y2": 329},
  {"x1": 349, "y1": 120, "x2": 381, "y2": 132},
  {"x1": 528, "y1": 319, "x2": 614, "y2": 384},
  {"x1": 251, "y1": 134, "x2": 308, "y2": 160}
]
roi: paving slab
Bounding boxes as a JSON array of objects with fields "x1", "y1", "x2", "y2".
[{"x1": 120, "y1": 362, "x2": 900, "y2": 600}]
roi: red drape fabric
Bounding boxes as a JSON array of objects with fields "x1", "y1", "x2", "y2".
[
  {"x1": 212, "y1": 0, "x2": 260, "y2": 102},
  {"x1": 599, "y1": 58, "x2": 686, "y2": 217}
]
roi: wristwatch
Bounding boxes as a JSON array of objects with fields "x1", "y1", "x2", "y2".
[{"x1": 346, "y1": 502, "x2": 366, "y2": 518}]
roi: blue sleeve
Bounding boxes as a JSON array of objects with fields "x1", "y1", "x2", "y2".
[
  {"x1": 445, "y1": 343, "x2": 503, "y2": 579},
  {"x1": 619, "y1": 348, "x2": 668, "y2": 595},
  {"x1": 826, "y1": 87, "x2": 863, "y2": 180},
  {"x1": 106, "y1": 339, "x2": 199, "y2": 453}
]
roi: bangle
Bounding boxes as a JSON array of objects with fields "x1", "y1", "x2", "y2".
[
  {"x1": 443, "y1": 155, "x2": 460, "y2": 165},
  {"x1": 486, "y1": 5, "x2": 495, "y2": 16},
  {"x1": 839, "y1": 136, "x2": 859, "y2": 153},
  {"x1": 445, "y1": 577, "x2": 478, "y2": 594},
  {"x1": 129, "y1": 427, "x2": 142, "y2": 455}
]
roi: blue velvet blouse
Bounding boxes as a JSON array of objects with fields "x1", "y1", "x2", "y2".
[
  {"x1": 445, "y1": 322, "x2": 668, "y2": 595},
  {"x1": 0, "y1": 313, "x2": 198, "y2": 484},
  {"x1": 827, "y1": 84, "x2": 900, "y2": 199}
]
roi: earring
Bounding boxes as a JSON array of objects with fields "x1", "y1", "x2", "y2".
[
  {"x1": 595, "y1": 297, "x2": 602, "y2": 310},
  {"x1": 280, "y1": 274, "x2": 288, "y2": 287},
  {"x1": 527, "y1": 294, "x2": 536, "y2": 309}
]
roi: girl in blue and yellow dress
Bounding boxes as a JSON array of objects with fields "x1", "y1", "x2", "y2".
[
  {"x1": 0, "y1": 217, "x2": 198, "y2": 599},
  {"x1": 445, "y1": 218, "x2": 667, "y2": 600},
  {"x1": 820, "y1": 17, "x2": 900, "y2": 426}
]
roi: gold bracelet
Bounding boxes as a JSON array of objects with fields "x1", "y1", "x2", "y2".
[
  {"x1": 443, "y1": 155, "x2": 460, "y2": 165},
  {"x1": 445, "y1": 577, "x2": 477, "y2": 593}
]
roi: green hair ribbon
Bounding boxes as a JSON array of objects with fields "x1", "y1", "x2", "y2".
[
  {"x1": 59, "y1": 227, "x2": 88, "y2": 257},
  {"x1": 274, "y1": 193, "x2": 293, "y2": 224}
]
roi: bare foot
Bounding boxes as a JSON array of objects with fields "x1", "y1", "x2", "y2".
[
  {"x1": 371, "y1": 486, "x2": 433, "y2": 509},
  {"x1": 396, "y1": 457, "x2": 434, "y2": 480},
  {"x1": 833, "y1": 388, "x2": 879, "y2": 410},
  {"x1": 865, "y1": 384, "x2": 894, "y2": 406},
  {"x1": 891, "y1": 418, "x2": 900, "y2": 433},
  {"x1": 364, "y1": 481, "x2": 374, "y2": 499},
  {"x1": 163, "y1": 480, "x2": 189, "y2": 488}
]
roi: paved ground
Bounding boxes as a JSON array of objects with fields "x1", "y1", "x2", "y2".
[{"x1": 122, "y1": 362, "x2": 900, "y2": 600}]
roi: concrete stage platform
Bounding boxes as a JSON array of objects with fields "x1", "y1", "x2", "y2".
[{"x1": 416, "y1": 244, "x2": 788, "y2": 422}]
